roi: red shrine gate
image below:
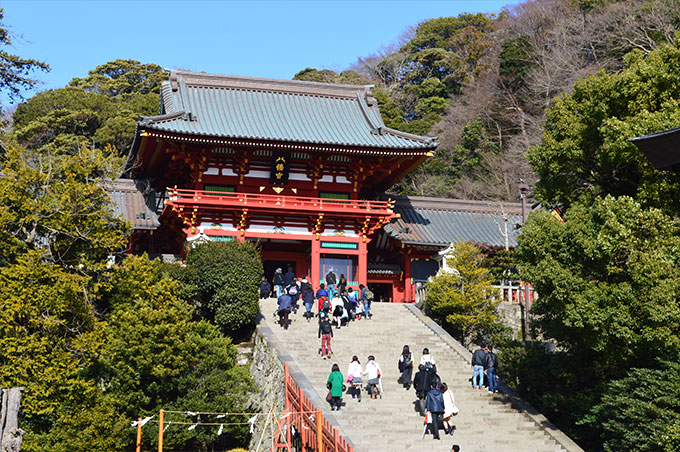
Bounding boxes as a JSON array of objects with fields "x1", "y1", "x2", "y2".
[
  {"x1": 164, "y1": 188, "x2": 399, "y2": 289},
  {"x1": 124, "y1": 70, "x2": 438, "y2": 301}
]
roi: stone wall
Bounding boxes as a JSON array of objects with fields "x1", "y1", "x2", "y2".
[
  {"x1": 248, "y1": 330, "x2": 285, "y2": 452},
  {"x1": 496, "y1": 301, "x2": 523, "y2": 340}
]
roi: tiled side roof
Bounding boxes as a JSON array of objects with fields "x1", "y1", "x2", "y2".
[
  {"x1": 107, "y1": 179, "x2": 159, "y2": 230},
  {"x1": 629, "y1": 126, "x2": 680, "y2": 170},
  {"x1": 138, "y1": 70, "x2": 437, "y2": 150},
  {"x1": 383, "y1": 196, "x2": 523, "y2": 248}
]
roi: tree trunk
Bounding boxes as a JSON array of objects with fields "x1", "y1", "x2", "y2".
[{"x1": 0, "y1": 387, "x2": 25, "y2": 452}]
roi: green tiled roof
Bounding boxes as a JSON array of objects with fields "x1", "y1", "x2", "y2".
[
  {"x1": 138, "y1": 70, "x2": 437, "y2": 150},
  {"x1": 383, "y1": 196, "x2": 524, "y2": 248}
]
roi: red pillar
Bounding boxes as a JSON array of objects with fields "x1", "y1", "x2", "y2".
[
  {"x1": 357, "y1": 238, "x2": 367, "y2": 287},
  {"x1": 311, "y1": 238, "x2": 321, "y2": 289},
  {"x1": 403, "y1": 253, "x2": 412, "y2": 303}
]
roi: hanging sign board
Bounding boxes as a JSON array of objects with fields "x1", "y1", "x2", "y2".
[{"x1": 270, "y1": 152, "x2": 290, "y2": 185}]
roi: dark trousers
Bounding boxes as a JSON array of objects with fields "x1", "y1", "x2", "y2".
[
  {"x1": 416, "y1": 391, "x2": 426, "y2": 415},
  {"x1": 430, "y1": 411, "x2": 443, "y2": 439},
  {"x1": 331, "y1": 396, "x2": 342, "y2": 410},
  {"x1": 278, "y1": 309, "x2": 290, "y2": 329}
]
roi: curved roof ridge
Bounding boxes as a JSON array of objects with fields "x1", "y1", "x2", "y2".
[
  {"x1": 389, "y1": 195, "x2": 523, "y2": 215},
  {"x1": 170, "y1": 69, "x2": 372, "y2": 99}
]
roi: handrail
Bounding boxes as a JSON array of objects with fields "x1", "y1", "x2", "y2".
[
  {"x1": 272, "y1": 363, "x2": 354, "y2": 452},
  {"x1": 166, "y1": 188, "x2": 397, "y2": 216}
]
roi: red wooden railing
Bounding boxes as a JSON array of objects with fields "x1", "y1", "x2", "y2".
[
  {"x1": 166, "y1": 188, "x2": 398, "y2": 219},
  {"x1": 271, "y1": 363, "x2": 354, "y2": 452}
]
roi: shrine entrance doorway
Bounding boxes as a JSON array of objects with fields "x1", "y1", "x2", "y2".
[{"x1": 263, "y1": 260, "x2": 294, "y2": 286}]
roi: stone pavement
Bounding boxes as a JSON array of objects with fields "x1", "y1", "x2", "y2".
[{"x1": 259, "y1": 298, "x2": 571, "y2": 452}]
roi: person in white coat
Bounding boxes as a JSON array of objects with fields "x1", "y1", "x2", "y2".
[
  {"x1": 346, "y1": 356, "x2": 363, "y2": 402},
  {"x1": 441, "y1": 382, "x2": 458, "y2": 435},
  {"x1": 363, "y1": 355, "x2": 383, "y2": 399},
  {"x1": 420, "y1": 347, "x2": 436, "y2": 370},
  {"x1": 330, "y1": 294, "x2": 344, "y2": 329}
]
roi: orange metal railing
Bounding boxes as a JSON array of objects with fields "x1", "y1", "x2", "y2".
[
  {"x1": 166, "y1": 188, "x2": 397, "y2": 219},
  {"x1": 272, "y1": 363, "x2": 354, "y2": 452}
]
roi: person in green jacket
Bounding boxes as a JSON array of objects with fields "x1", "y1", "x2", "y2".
[{"x1": 327, "y1": 363, "x2": 344, "y2": 411}]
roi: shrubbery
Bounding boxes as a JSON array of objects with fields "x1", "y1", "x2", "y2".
[
  {"x1": 425, "y1": 241, "x2": 508, "y2": 347},
  {"x1": 182, "y1": 240, "x2": 263, "y2": 339}
]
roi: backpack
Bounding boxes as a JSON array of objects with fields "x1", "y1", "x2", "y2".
[
  {"x1": 288, "y1": 285, "x2": 298, "y2": 296},
  {"x1": 364, "y1": 288, "x2": 374, "y2": 301},
  {"x1": 301, "y1": 281, "x2": 313, "y2": 294},
  {"x1": 321, "y1": 320, "x2": 332, "y2": 334},
  {"x1": 321, "y1": 297, "x2": 331, "y2": 312}
]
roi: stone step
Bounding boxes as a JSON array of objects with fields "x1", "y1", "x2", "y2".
[{"x1": 259, "y1": 299, "x2": 567, "y2": 452}]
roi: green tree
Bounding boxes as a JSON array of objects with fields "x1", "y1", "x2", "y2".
[
  {"x1": 517, "y1": 196, "x2": 680, "y2": 369},
  {"x1": 514, "y1": 195, "x2": 680, "y2": 449},
  {"x1": 400, "y1": 14, "x2": 494, "y2": 92},
  {"x1": 425, "y1": 241, "x2": 501, "y2": 346},
  {"x1": 182, "y1": 241, "x2": 263, "y2": 338},
  {"x1": 99, "y1": 256, "x2": 253, "y2": 451},
  {"x1": 293, "y1": 68, "x2": 367, "y2": 85},
  {"x1": 0, "y1": 251, "x2": 114, "y2": 452},
  {"x1": 0, "y1": 143, "x2": 128, "y2": 269},
  {"x1": 13, "y1": 60, "x2": 163, "y2": 154},
  {"x1": 0, "y1": 8, "x2": 49, "y2": 103},
  {"x1": 69, "y1": 59, "x2": 165, "y2": 97},
  {"x1": 587, "y1": 360, "x2": 680, "y2": 452},
  {"x1": 528, "y1": 38, "x2": 680, "y2": 212}
]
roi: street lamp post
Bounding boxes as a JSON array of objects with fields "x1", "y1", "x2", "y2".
[{"x1": 518, "y1": 183, "x2": 531, "y2": 342}]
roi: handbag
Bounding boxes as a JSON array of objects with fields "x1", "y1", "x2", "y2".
[{"x1": 326, "y1": 391, "x2": 332, "y2": 402}]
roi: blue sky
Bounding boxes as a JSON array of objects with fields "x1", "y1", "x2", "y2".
[{"x1": 2, "y1": 0, "x2": 516, "y2": 101}]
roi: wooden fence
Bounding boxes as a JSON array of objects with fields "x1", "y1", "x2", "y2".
[
  {"x1": 271, "y1": 363, "x2": 354, "y2": 452},
  {"x1": 414, "y1": 280, "x2": 536, "y2": 306}
]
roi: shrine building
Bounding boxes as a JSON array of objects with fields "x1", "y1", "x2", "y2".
[{"x1": 117, "y1": 70, "x2": 522, "y2": 302}]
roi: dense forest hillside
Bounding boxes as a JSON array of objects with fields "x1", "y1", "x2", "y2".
[{"x1": 296, "y1": 0, "x2": 680, "y2": 201}]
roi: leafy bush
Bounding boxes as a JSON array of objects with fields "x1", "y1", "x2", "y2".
[
  {"x1": 100, "y1": 255, "x2": 253, "y2": 451},
  {"x1": 426, "y1": 241, "x2": 501, "y2": 346},
  {"x1": 587, "y1": 360, "x2": 680, "y2": 452},
  {"x1": 184, "y1": 241, "x2": 263, "y2": 338}
]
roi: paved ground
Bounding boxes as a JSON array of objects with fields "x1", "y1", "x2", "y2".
[{"x1": 260, "y1": 298, "x2": 566, "y2": 452}]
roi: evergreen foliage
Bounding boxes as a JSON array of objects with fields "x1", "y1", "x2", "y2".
[
  {"x1": 586, "y1": 360, "x2": 680, "y2": 452},
  {"x1": 511, "y1": 196, "x2": 680, "y2": 449},
  {"x1": 12, "y1": 59, "x2": 164, "y2": 155},
  {"x1": 529, "y1": 37, "x2": 680, "y2": 212},
  {"x1": 182, "y1": 241, "x2": 263, "y2": 338},
  {"x1": 99, "y1": 256, "x2": 253, "y2": 451},
  {"x1": 0, "y1": 143, "x2": 128, "y2": 269},
  {"x1": 425, "y1": 242, "x2": 503, "y2": 346},
  {"x1": 0, "y1": 8, "x2": 49, "y2": 104}
]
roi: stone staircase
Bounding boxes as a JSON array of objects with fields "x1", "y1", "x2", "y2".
[{"x1": 259, "y1": 299, "x2": 576, "y2": 452}]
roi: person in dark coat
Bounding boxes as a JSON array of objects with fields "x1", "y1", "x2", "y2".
[
  {"x1": 398, "y1": 345, "x2": 414, "y2": 390},
  {"x1": 259, "y1": 277, "x2": 271, "y2": 299},
  {"x1": 277, "y1": 292, "x2": 292, "y2": 330},
  {"x1": 484, "y1": 345, "x2": 499, "y2": 393},
  {"x1": 426, "y1": 381, "x2": 445, "y2": 440},
  {"x1": 413, "y1": 364, "x2": 428, "y2": 415},
  {"x1": 471, "y1": 344, "x2": 487, "y2": 389},
  {"x1": 337, "y1": 274, "x2": 347, "y2": 296},
  {"x1": 273, "y1": 268, "x2": 284, "y2": 297},
  {"x1": 318, "y1": 313, "x2": 333, "y2": 359},
  {"x1": 300, "y1": 276, "x2": 314, "y2": 321},
  {"x1": 325, "y1": 268, "x2": 337, "y2": 297},
  {"x1": 283, "y1": 266, "x2": 295, "y2": 286}
]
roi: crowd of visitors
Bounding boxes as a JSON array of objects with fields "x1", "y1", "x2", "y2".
[
  {"x1": 267, "y1": 266, "x2": 375, "y2": 331},
  {"x1": 262, "y1": 265, "x2": 504, "y2": 450}
]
